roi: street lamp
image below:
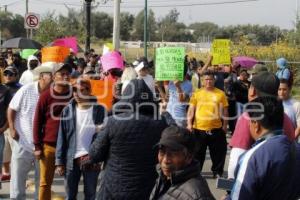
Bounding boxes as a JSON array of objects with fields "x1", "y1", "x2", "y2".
[{"x1": 85, "y1": 0, "x2": 92, "y2": 52}]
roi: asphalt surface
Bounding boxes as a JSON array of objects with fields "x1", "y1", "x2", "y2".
[{"x1": 0, "y1": 141, "x2": 231, "y2": 200}]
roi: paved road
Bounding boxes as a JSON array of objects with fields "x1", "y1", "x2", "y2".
[{"x1": 0, "y1": 144, "x2": 231, "y2": 200}]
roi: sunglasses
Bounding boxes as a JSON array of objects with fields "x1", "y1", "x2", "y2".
[{"x1": 4, "y1": 71, "x2": 16, "y2": 77}]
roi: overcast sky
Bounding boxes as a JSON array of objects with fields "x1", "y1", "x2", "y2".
[{"x1": 1, "y1": 0, "x2": 298, "y2": 30}]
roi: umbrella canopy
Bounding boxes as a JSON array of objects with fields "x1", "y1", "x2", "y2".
[
  {"x1": 1, "y1": 37, "x2": 43, "y2": 49},
  {"x1": 233, "y1": 56, "x2": 258, "y2": 68}
]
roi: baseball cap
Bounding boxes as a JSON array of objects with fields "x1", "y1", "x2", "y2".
[
  {"x1": 251, "y1": 71, "x2": 279, "y2": 97},
  {"x1": 4, "y1": 66, "x2": 18, "y2": 75},
  {"x1": 53, "y1": 63, "x2": 72, "y2": 74},
  {"x1": 156, "y1": 126, "x2": 195, "y2": 153},
  {"x1": 248, "y1": 64, "x2": 268, "y2": 75}
]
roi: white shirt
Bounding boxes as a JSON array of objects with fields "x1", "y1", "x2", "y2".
[
  {"x1": 9, "y1": 82, "x2": 39, "y2": 153},
  {"x1": 74, "y1": 106, "x2": 96, "y2": 158},
  {"x1": 283, "y1": 98, "x2": 300, "y2": 128}
]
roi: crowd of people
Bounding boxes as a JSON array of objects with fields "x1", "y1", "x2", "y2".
[{"x1": 0, "y1": 47, "x2": 300, "y2": 200}]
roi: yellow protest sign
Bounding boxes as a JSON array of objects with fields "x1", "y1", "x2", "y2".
[
  {"x1": 211, "y1": 39, "x2": 231, "y2": 65},
  {"x1": 41, "y1": 46, "x2": 70, "y2": 63}
]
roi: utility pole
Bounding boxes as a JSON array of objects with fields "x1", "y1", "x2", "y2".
[
  {"x1": 144, "y1": 0, "x2": 148, "y2": 58},
  {"x1": 26, "y1": 0, "x2": 29, "y2": 38},
  {"x1": 85, "y1": 0, "x2": 92, "y2": 52},
  {"x1": 113, "y1": 0, "x2": 121, "y2": 50}
]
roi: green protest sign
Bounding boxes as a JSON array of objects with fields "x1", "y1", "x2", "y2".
[
  {"x1": 20, "y1": 49, "x2": 38, "y2": 59},
  {"x1": 211, "y1": 39, "x2": 231, "y2": 65},
  {"x1": 155, "y1": 47, "x2": 185, "y2": 81}
]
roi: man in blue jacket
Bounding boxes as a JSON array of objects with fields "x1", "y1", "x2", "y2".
[
  {"x1": 55, "y1": 78, "x2": 106, "y2": 200},
  {"x1": 226, "y1": 96, "x2": 300, "y2": 200}
]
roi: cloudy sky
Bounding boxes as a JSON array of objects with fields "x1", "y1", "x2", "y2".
[{"x1": 1, "y1": 0, "x2": 298, "y2": 30}]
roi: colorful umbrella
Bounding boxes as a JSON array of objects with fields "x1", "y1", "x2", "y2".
[{"x1": 233, "y1": 56, "x2": 258, "y2": 68}]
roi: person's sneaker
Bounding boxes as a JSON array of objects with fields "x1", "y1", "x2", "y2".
[{"x1": 1, "y1": 174, "x2": 11, "y2": 182}]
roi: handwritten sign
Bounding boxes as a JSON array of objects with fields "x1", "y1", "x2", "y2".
[
  {"x1": 155, "y1": 47, "x2": 185, "y2": 81},
  {"x1": 41, "y1": 46, "x2": 70, "y2": 63},
  {"x1": 211, "y1": 39, "x2": 231, "y2": 65},
  {"x1": 53, "y1": 37, "x2": 78, "y2": 54},
  {"x1": 101, "y1": 51, "x2": 124, "y2": 72},
  {"x1": 90, "y1": 80, "x2": 114, "y2": 110}
]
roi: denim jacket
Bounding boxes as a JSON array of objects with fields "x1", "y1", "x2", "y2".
[{"x1": 55, "y1": 98, "x2": 106, "y2": 170}]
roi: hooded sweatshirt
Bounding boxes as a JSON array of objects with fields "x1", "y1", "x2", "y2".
[{"x1": 19, "y1": 55, "x2": 40, "y2": 85}]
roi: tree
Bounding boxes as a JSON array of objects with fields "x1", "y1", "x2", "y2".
[
  {"x1": 120, "y1": 12, "x2": 134, "y2": 40},
  {"x1": 0, "y1": 11, "x2": 26, "y2": 39},
  {"x1": 132, "y1": 9, "x2": 157, "y2": 41},
  {"x1": 58, "y1": 8, "x2": 85, "y2": 40},
  {"x1": 91, "y1": 12, "x2": 113, "y2": 39},
  {"x1": 189, "y1": 22, "x2": 219, "y2": 42},
  {"x1": 34, "y1": 13, "x2": 65, "y2": 45}
]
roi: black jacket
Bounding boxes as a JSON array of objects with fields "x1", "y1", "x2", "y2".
[
  {"x1": 89, "y1": 79, "x2": 171, "y2": 200},
  {"x1": 150, "y1": 161, "x2": 215, "y2": 200}
]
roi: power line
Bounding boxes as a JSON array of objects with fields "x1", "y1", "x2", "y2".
[
  {"x1": 0, "y1": 0, "x2": 23, "y2": 6},
  {"x1": 15, "y1": 0, "x2": 260, "y2": 8}
]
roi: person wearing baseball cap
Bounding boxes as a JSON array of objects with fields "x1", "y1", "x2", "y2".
[
  {"x1": 150, "y1": 126, "x2": 215, "y2": 200},
  {"x1": 7, "y1": 63, "x2": 53, "y2": 199},
  {"x1": 227, "y1": 71, "x2": 295, "y2": 180},
  {"x1": 248, "y1": 64, "x2": 268, "y2": 81},
  {"x1": 33, "y1": 61, "x2": 72, "y2": 200}
]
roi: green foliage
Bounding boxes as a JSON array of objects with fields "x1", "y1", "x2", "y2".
[
  {"x1": 0, "y1": 11, "x2": 26, "y2": 39},
  {"x1": 132, "y1": 9, "x2": 157, "y2": 41},
  {"x1": 34, "y1": 12, "x2": 65, "y2": 45},
  {"x1": 120, "y1": 12, "x2": 134, "y2": 40}
]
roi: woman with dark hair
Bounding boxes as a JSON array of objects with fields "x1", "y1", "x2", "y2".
[{"x1": 89, "y1": 79, "x2": 171, "y2": 200}]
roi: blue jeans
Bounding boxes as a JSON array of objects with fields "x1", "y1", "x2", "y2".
[{"x1": 65, "y1": 161, "x2": 99, "y2": 200}]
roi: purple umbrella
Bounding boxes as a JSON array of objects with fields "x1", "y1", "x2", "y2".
[{"x1": 233, "y1": 56, "x2": 258, "y2": 68}]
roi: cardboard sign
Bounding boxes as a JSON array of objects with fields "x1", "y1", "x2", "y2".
[
  {"x1": 155, "y1": 47, "x2": 185, "y2": 81},
  {"x1": 53, "y1": 37, "x2": 78, "y2": 54},
  {"x1": 20, "y1": 49, "x2": 38, "y2": 59},
  {"x1": 103, "y1": 43, "x2": 113, "y2": 55},
  {"x1": 211, "y1": 39, "x2": 231, "y2": 65},
  {"x1": 90, "y1": 80, "x2": 114, "y2": 110},
  {"x1": 41, "y1": 46, "x2": 70, "y2": 63},
  {"x1": 101, "y1": 51, "x2": 124, "y2": 72}
]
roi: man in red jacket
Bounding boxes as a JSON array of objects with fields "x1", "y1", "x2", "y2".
[{"x1": 33, "y1": 63, "x2": 72, "y2": 200}]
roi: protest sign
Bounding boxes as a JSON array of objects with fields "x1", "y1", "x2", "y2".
[
  {"x1": 90, "y1": 80, "x2": 114, "y2": 110},
  {"x1": 101, "y1": 51, "x2": 124, "y2": 72},
  {"x1": 103, "y1": 43, "x2": 113, "y2": 55},
  {"x1": 155, "y1": 47, "x2": 185, "y2": 81},
  {"x1": 20, "y1": 49, "x2": 38, "y2": 59},
  {"x1": 211, "y1": 39, "x2": 231, "y2": 65},
  {"x1": 53, "y1": 37, "x2": 78, "y2": 54},
  {"x1": 41, "y1": 46, "x2": 70, "y2": 63}
]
